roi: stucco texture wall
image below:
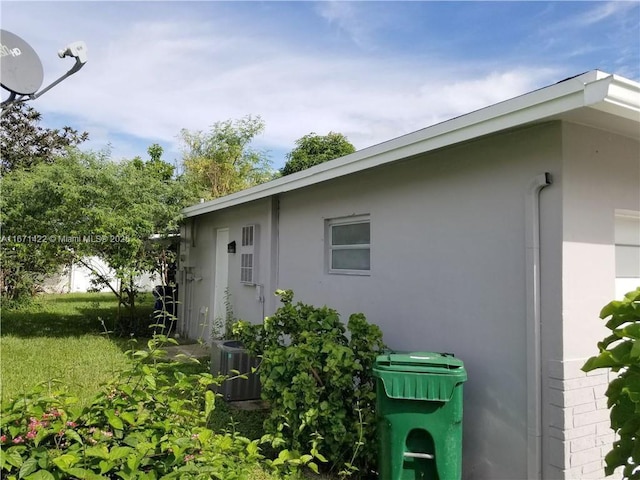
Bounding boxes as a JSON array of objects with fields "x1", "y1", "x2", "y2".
[
  {"x1": 551, "y1": 122, "x2": 640, "y2": 479},
  {"x1": 277, "y1": 122, "x2": 563, "y2": 479},
  {"x1": 178, "y1": 198, "x2": 274, "y2": 342}
]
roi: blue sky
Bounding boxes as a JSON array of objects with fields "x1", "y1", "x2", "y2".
[{"x1": 2, "y1": 1, "x2": 639, "y2": 171}]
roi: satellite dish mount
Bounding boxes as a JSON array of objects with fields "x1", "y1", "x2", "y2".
[{"x1": 1, "y1": 30, "x2": 88, "y2": 116}]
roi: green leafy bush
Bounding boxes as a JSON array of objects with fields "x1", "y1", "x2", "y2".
[
  {"x1": 233, "y1": 289, "x2": 386, "y2": 478},
  {"x1": 0, "y1": 335, "x2": 313, "y2": 479},
  {"x1": 582, "y1": 288, "x2": 640, "y2": 479}
]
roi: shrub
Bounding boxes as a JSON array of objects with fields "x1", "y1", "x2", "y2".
[
  {"x1": 0, "y1": 335, "x2": 310, "y2": 479},
  {"x1": 582, "y1": 288, "x2": 640, "y2": 479},
  {"x1": 233, "y1": 289, "x2": 386, "y2": 478}
]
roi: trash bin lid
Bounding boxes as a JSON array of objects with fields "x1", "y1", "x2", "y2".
[
  {"x1": 374, "y1": 352, "x2": 465, "y2": 373},
  {"x1": 373, "y1": 352, "x2": 467, "y2": 402}
]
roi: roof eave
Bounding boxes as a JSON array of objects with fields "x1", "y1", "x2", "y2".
[
  {"x1": 585, "y1": 74, "x2": 640, "y2": 121},
  {"x1": 183, "y1": 70, "x2": 639, "y2": 219}
]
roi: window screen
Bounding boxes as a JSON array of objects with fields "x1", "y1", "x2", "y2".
[{"x1": 327, "y1": 217, "x2": 370, "y2": 274}]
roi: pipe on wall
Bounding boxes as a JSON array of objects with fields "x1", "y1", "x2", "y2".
[{"x1": 525, "y1": 172, "x2": 552, "y2": 480}]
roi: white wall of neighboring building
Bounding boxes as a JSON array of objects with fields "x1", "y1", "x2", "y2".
[
  {"x1": 41, "y1": 256, "x2": 159, "y2": 293},
  {"x1": 552, "y1": 123, "x2": 640, "y2": 479},
  {"x1": 614, "y1": 213, "x2": 640, "y2": 299}
]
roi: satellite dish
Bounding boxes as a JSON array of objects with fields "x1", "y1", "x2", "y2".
[{"x1": 1, "y1": 29, "x2": 44, "y2": 96}]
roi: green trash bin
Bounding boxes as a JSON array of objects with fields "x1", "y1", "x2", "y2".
[{"x1": 373, "y1": 352, "x2": 467, "y2": 480}]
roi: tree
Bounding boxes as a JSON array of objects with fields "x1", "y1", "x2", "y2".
[
  {"x1": 0, "y1": 147, "x2": 188, "y2": 331},
  {"x1": 281, "y1": 132, "x2": 355, "y2": 176},
  {"x1": 134, "y1": 143, "x2": 175, "y2": 182},
  {"x1": 0, "y1": 103, "x2": 89, "y2": 175},
  {"x1": 179, "y1": 115, "x2": 274, "y2": 201}
]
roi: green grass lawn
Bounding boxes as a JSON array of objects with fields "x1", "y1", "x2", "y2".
[
  {"x1": 0, "y1": 292, "x2": 333, "y2": 479},
  {"x1": 0, "y1": 292, "x2": 269, "y2": 439},
  {"x1": 0, "y1": 292, "x2": 154, "y2": 407}
]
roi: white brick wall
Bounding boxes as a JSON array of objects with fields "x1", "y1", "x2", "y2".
[{"x1": 547, "y1": 359, "x2": 614, "y2": 479}]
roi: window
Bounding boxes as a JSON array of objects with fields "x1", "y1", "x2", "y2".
[
  {"x1": 240, "y1": 224, "x2": 258, "y2": 284},
  {"x1": 327, "y1": 216, "x2": 370, "y2": 274},
  {"x1": 615, "y1": 212, "x2": 640, "y2": 299}
]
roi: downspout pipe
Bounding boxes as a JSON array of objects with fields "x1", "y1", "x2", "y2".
[{"x1": 526, "y1": 172, "x2": 552, "y2": 480}]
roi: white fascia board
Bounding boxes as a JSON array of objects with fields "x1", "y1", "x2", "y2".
[
  {"x1": 183, "y1": 70, "x2": 635, "y2": 219},
  {"x1": 585, "y1": 74, "x2": 640, "y2": 121}
]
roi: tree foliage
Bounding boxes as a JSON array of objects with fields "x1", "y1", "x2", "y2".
[
  {"x1": 233, "y1": 290, "x2": 385, "y2": 477},
  {"x1": 0, "y1": 335, "x2": 327, "y2": 478},
  {"x1": 583, "y1": 288, "x2": 640, "y2": 479},
  {"x1": 0, "y1": 103, "x2": 89, "y2": 175},
  {"x1": 179, "y1": 115, "x2": 274, "y2": 200},
  {"x1": 281, "y1": 132, "x2": 355, "y2": 176},
  {"x1": 0, "y1": 146, "x2": 187, "y2": 330}
]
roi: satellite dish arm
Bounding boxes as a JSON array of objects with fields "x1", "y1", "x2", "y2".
[
  {"x1": 0, "y1": 39, "x2": 87, "y2": 117},
  {"x1": 32, "y1": 57, "x2": 86, "y2": 100},
  {"x1": 31, "y1": 42, "x2": 87, "y2": 100}
]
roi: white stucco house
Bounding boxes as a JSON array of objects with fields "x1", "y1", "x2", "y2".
[{"x1": 177, "y1": 70, "x2": 639, "y2": 480}]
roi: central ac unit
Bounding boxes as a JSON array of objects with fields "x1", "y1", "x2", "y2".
[{"x1": 210, "y1": 340, "x2": 261, "y2": 401}]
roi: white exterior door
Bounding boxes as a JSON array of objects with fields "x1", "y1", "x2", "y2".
[{"x1": 211, "y1": 228, "x2": 230, "y2": 341}]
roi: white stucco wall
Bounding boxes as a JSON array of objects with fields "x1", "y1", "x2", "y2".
[
  {"x1": 179, "y1": 119, "x2": 638, "y2": 479},
  {"x1": 178, "y1": 198, "x2": 276, "y2": 343},
  {"x1": 277, "y1": 122, "x2": 563, "y2": 479},
  {"x1": 551, "y1": 123, "x2": 640, "y2": 479}
]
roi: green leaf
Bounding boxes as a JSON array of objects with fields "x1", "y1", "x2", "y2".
[
  {"x1": 65, "y1": 467, "x2": 99, "y2": 479},
  {"x1": 315, "y1": 452, "x2": 328, "y2": 463},
  {"x1": 144, "y1": 375, "x2": 156, "y2": 389},
  {"x1": 24, "y1": 471, "x2": 55, "y2": 480},
  {"x1": 85, "y1": 446, "x2": 109, "y2": 460},
  {"x1": 64, "y1": 429, "x2": 83, "y2": 445},
  {"x1": 277, "y1": 449, "x2": 291, "y2": 462},
  {"x1": 246, "y1": 441, "x2": 259, "y2": 456},
  {"x1": 601, "y1": 300, "x2": 625, "y2": 319},
  {"x1": 18, "y1": 458, "x2": 38, "y2": 479},
  {"x1": 204, "y1": 389, "x2": 215, "y2": 419},
  {"x1": 108, "y1": 446, "x2": 133, "y2": 461},
  {"x1": 106, "y1": 413, "x2": 124, "y2": 431},
  {"x1": 624, "y1": 288, "x2": 640, "y2": 302},
  {"x1": 120, "y1": 411, "x2": 136, "y2": 426},
  {"x1": 622, "y1": 323, "x2": 640, "y2": 340},
  {"x1": 582, "y1": 352, "x2": 617, "y2": 372},
  {"x1": 4, "y1": 449, "x2": 24, "y2": 468},
  {"x1": 598, "y1": 333, "x2": 624, "y2": 350},
  {"x1": 606, "y1": 377, "x2": 626, "y2": 404},
  {"x1": 631, "y1": 338, "x2": 640, "y2": 360},
  {"x1": 610, "y1": 341, "x2": 633, "y2": 364},
  {"x1": 99, "y1": 460, "x2": 115, "y2": 475},
  {"x1": 52, "y1": 453, "x2": 79, "y2": 471}
]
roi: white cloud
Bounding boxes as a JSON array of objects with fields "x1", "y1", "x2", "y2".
[
  {"x1": 2, "y1": 2, "x2": 567, "y2": 166},
  {"x1": 315, "y1": 1, "x2": 374, "y2": 49},
  {"x1": 573, "y1": 1, "x2": 637, "y2": 27}
]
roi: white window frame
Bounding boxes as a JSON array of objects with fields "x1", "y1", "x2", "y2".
[
  {"x1": 615, "y1": 211, "x2": 640, "y2": 299},
  {"x1": 326, "y1": 215, "x2": 371, "y2": 276}
]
